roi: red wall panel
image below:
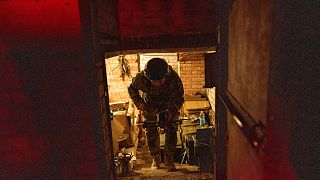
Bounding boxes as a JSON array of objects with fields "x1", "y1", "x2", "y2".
[{"x1": 0, "y1": 1, "x2": 104, "y2": 178}]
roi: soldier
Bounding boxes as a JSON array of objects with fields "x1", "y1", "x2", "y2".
[{"x1": 128, "y1": 58, "x2": 184, "y2": 171}]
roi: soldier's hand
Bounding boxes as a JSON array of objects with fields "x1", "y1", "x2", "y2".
[
  {"x1": 139, "y1": 103, "x2": 151, "y2": 111},
  {"x1": 139, "y1": 103, "x2": 146, "y2": 111}
]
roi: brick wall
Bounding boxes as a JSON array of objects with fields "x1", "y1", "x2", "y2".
[
  {"x1": 105, "y1": 55, "x2": 139, "y2": 103},
  {"x1": 106, "y1": 53, "x2": 207, "y2": 103},
  {"x1": 179, "y1": 53, "x2": 206, "y2": 95},
  {"x1": 140, "y1": 53, "x2": 179, "y2": 72}
]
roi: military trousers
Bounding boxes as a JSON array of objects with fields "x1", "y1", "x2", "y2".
[{"x1": 144, "y1": 115, "x2": 178, "y2": 157}]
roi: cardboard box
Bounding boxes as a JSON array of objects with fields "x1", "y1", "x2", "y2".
[
  {"x1": 113, "y1": 110, "x2": 130, "y2": 134},
  {"x1": 183, "y1": 100, "x2": 211, "y2": 115}
]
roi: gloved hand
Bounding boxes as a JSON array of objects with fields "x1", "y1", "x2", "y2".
[
  {"x1": 139, "y1": 103, "x2": 148, "y2": 111},
  {"x1": 139, "y1": 103, "x2": 152, "y2": 112},
  {"x1": 139, "y1": 103, "x2": 146, "y2": 111}
]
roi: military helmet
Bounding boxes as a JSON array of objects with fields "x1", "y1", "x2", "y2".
[{"x1": 144, "y1": 58, "x2": 169, "y2": 80}]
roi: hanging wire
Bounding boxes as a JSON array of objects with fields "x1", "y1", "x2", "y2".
[
  {"x1": 106, "y1": 57, "x2": 122, "y2": 101},
  {"x1": 118, "y1": 55, "x2": 132, "y2": 81},
  {"x1": 111, "y1": 64, "x2": 120, "y2": 72}
]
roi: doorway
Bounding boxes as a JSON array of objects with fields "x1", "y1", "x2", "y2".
[{"x1": 104, "y1": 51, "x2": 217, "y2": 179}]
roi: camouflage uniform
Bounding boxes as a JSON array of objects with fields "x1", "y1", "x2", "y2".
[{"x1": 128, "y1": 66, "x2": 184, "y2": 159}]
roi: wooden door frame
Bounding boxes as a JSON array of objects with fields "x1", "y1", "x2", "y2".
[
  {"x1": 215, "y1": 0, "x2": 232, "y2": 179},
  {"x1": 78, "y1": 0, "x2": 116, "y2": 179}
]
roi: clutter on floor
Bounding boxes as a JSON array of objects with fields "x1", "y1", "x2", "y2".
[
  {"x1": 117, "y1": 133, "x2": 214, "y2": 180},
  {"x1": 110, "y1": 101, "x2": 141, "y2": 176},
  {"x1": 112, "y1": 94, "x2": 215, "y2": 178}
]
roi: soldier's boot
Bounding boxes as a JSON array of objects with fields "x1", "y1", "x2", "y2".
[
  {"x1": 164, "y1": 154, "x2": 176, "y2": 172},
  {"x1": 151, "y1": 154, "x2": 161, "y2": 170}
]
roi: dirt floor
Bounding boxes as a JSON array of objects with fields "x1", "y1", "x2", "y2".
[{"x1": 117, "y1": 137, "x2": 214, "y2": 180}]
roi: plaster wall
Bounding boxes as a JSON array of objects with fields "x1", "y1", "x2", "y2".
[
  {"x1": 226, "y1": 0, "x2": 273, "y2": 179},
  {"x1": 227, "y1": 112, "x2": 263, "y2": 180},
  {"x1": 227, "y1": 0, "x2": 273, "y2": 125}
]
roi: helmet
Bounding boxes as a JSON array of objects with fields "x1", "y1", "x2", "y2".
[{"x1": 144, "y1": 58, "x2": 169, "y2": 80}]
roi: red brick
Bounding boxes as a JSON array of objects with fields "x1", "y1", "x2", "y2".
[
  {"x1": 192, "y1": 84, "x2": 204, "y2": 89},
  {"x1": 191, "y1": 70, "x2": 199, "y2": 75},
  {"x1": 192, "y1": 77, "x2": 204, "y2": 82}
]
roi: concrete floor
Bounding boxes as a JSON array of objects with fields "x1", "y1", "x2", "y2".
[{"x1": 117, "y1": 138, "x2": 214, "y2": 180}]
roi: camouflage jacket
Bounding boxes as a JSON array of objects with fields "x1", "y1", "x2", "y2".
[{"x1": 128, "y1": 66, "x2": 184, "y2": 117}]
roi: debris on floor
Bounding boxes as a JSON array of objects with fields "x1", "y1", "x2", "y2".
[{"x1": 116, "y1": 138, "x2": 214, "y2": 180}]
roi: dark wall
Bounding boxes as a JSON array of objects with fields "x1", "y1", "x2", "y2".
[
  {"x1": 118, "y1": 0, "x2": 218, "y2": 50},
  {"x1": 266, "y1": 1, "x2": 319, "y2": 179},
  {"x1": 118, "y1": 0, "x2": 216, "y2": 36},
  {"x1": 226, "y1": 0, "x2": 319, "y2": 179},
  {"x1": 97, "y1": 0, "x2": 121, "y2": 52},
  {"x1": 0, "y1": 1, "x2": 105, "y2": 178}
]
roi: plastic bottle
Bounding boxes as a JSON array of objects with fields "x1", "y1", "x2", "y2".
[{"x1": 199, "y1": 111, "x2": 205, "y2": 127}]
